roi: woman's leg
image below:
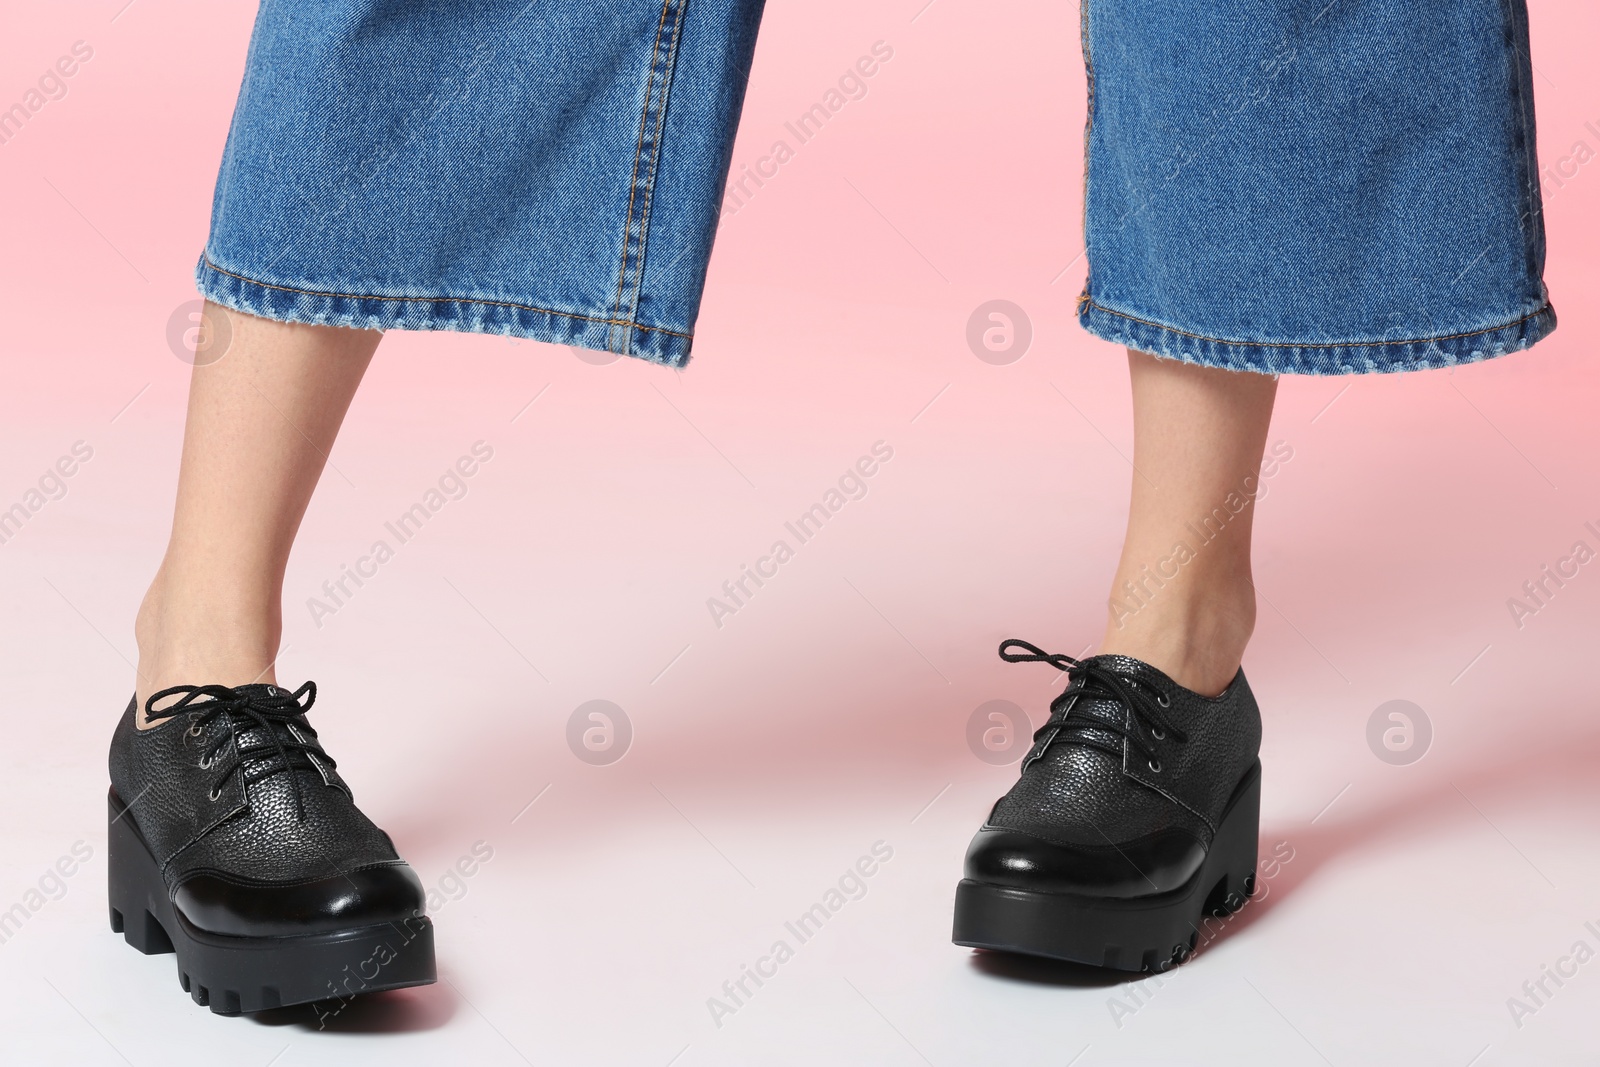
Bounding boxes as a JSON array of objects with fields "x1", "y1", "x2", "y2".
[
  {"x1": 133, "y1": 304, "x2": 379, "y2": 719},
  {"x1": 952, "y1": 349, "x2": 1276, "y2": 965},
  {"x1": 1097, "y1": 348, "x2": 1278, "y2": 696},
  {"x1": 112, "y1": 305, "x2": 438, "y2": 1010}
]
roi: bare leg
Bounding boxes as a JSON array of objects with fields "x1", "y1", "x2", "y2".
[
  {"x1": 134, "y1": 304, "x2": 379, "y2": 722},
  {"x1": 1098, "y1": 348, "x2": 1278, "y2": 696}
]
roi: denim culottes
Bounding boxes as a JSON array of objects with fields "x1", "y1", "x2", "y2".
[
  {"x1": 197, "y1": 1, "x2": 1555, "y2": 374},
  {"x1": 1075, "y1": 0, "x2": 1556, "y2": 374},
  {"x1": 197, "y1": 0, "x2": 763, "y2": 367}
]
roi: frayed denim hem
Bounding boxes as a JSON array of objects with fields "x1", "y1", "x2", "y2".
[
  {"x1": 196, "y1": 253, "x2": 694, "y2": 368},
  {"x1": 1077, "y1": 298, "x2": 1557, "y2": 376}
]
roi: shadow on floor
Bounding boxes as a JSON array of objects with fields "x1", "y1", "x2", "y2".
[
  {"x1": 251, "y1": 979, "x2": 457, "y2": 1034},
  {"x1": 965, "y1": 949, "x2": 1129, "y2": 988},
  {"x1": 1187, "y1": 726, "x2": 1600, "y2": 959}
]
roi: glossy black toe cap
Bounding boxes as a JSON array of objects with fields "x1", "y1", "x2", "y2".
[
  {"x1": 963, "y1": 826, "x2": 1206, "y2": 898},
  {"x1": 173, "y1": 862, "x2": 427, "y2": 937}
]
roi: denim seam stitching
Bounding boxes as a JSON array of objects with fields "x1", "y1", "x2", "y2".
[
  {"x1": 1082, "y1": 299, "x2": 1551, "y2": 351},
  {"x1": 610, "y1": 0, "x2": 673, "y2": 322},
  {"x1": 200, "y1": 255, "x2": 693, "y2": 339},
  {"x1": 626, "y1": 0, "x2": 689, "y2": 330},
  {"x1": 609, "y1": 0, "x2": 685, "y2": 352},
  {"x1": 1077, "y1": 0, "x2": 1096, "y2": 312},
  {"x1": 1502, "y1": 0, "x2": 1545, "y2": 301}
]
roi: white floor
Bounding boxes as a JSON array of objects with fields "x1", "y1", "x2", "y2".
[{"x1": 5, "y1": 294, "x2": 1600, "y2": 1065}]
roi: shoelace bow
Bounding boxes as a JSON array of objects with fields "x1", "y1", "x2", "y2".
[
  {"x1": 999, "y1": 639, "x2": 1188, "y2": 772},
  {"x1": 144, "y1": 681, "x2": 329, "y2": 820}
]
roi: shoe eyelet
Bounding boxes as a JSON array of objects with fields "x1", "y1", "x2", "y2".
[
  {"x1": 1156, "y1": 694, "x2": 1171, "y2": 708},
  {"x1": 1151, "y1": 727, "x2": 1166, "y2": 741},
  {"x1": 198, "y1": 755, "x2": 213, "y2": 770},
  {"x1": 207, "y1": 786, "x2": 222, "y2": 802},
  {"x1": 1148, "y1": 759, "x2": 1162, "y2": 773},
  {"x1": 187, "y1": 724, "x2": 204, "y2": 737}
]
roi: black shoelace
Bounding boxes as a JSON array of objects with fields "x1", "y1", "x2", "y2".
[
  {"x1": 144, "y1": 681, "x2": 330, "y2": 820},
  {"x1": 999, "y1": 639, "x2": 1187, "y2": 772}
]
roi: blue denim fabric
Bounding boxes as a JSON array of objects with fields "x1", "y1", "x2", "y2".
[
  {"x1": 1077, "y1": 0, "x2": 1556, "y2": 375},
  {"x1": 198, "y1": 0, "x2": 764, "y2": 367}
]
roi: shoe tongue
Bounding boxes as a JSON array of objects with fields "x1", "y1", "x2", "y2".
[
  {"x1": 1047, "y1": 655, "x2": 1159, "y2": 750},
  {"x1": 1035, "y1": 698, "x2": 1120, "y2": 765},
  {"x1": 225, "y1": 684, "x2": 305, "y2": 724},
  {"x1": 222, "y1": 684, "x2": 306, "y2": 756},
  {"x1": 225, "y1": 688, "x2": 323, "y2": 785},
  {"x1": 1083, "y1": 653, "x2": 1169, "y2": 686},
  {"x1": 1061, "y1": 657, "x2": 1142, "y2": 720},
  {"x1": 1057, "y1": 696, "x2": 1127, "y2": 749},
  {"x1": 231, "y1": 683, "x2": 287, "y2": 700}
]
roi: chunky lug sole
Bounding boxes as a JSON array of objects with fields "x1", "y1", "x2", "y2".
[
  {"x1": 952, "y1": 760, "x2": 1261, "y2": 973},
  {"x1": 107, "y1": 790, "x2": 436, "y2": 1015}
]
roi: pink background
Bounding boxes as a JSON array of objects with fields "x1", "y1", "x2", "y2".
[{"x1": 2, "y1": 1, "x2": 1599, "y2": 1063}]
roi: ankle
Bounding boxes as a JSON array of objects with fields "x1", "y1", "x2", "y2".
[
  {"x1": 134, "y1": 567, "x2": 282, "y2": 713},
  {"x1": 133, "y1": 567, "x2": 167, "y2": 666},
  {"x1": 1099, "y1": 577, "x2": 1255, "y2": 696}
]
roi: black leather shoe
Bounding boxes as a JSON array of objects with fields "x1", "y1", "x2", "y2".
[
  {"x1": 107, "y1": 682, "x2": 435, "y2": 1014},
  {"x1": 953, "y1": 640, "x2": 1261, "y2": 972}
]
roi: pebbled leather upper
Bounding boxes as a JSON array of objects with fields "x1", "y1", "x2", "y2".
[
  {"x1": 109, "y1": 685, "x2": 423, "y2": 934},
  {"x1": 965, "y1": 654, "x2": 1261, "y2": 897}
]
